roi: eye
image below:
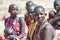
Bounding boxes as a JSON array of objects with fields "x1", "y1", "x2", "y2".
[
  {"x1": 55, "y1": 4, "x2": 59, "y2": 6},
  {"x1": 16, "y1": 9, "x2": 18, "y2": 11},
  {"x1": 35, "y1": 14, "x2": 39, "y2": 16},
  {"x1": 39, "y1": 13, "x2": 43, "y2": 15}
]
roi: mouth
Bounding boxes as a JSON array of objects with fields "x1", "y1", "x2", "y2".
[{"x1": 38, "y1": 18, "x2": 44, "y2": 22}]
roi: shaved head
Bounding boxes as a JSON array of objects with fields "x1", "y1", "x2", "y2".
[
  {"x1": 54, "y1": 0, "x2": 60, "y2": 11},
  {"x1": 34, "y1": 6, "x2": 45, "y2": 14}
]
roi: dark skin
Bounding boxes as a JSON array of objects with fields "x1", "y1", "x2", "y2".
[
  {"x1": 6, "y1": 4, "x2": 20, "y2": 40},
  {"x1": 33, "y1": 6, "x2": 46, "y2": 40},
  {"x1": 34, "y1": 6, "x2": 46, "y2": 23},
  {"x1": 5, "y1": 4, "x2": 25, "y2": 40},
  {"x1": 33, "y1": 6, "x2": 55, "y2": 40},
  {"x1": 48, "y1": 11, "x2": 55, "y2": 23},
  {"x1": 54, "y1": 0, "x2": 60, "y2": 12},
  {"x1": 25, "y1": 4, "x2": 36, "y2": 19},
  {"x1": 55, "y1": 19, "x2": 60, "y2": 29},
  {"x1": 26, "y1": 1, "x2": 33, "y2": 13},
  {"x1": 25, "y1": 4, "x2": 36, "y2": 26},
  {"x1": 25, "y1": 1, "x2": 34, "y2": 21},
  {"x1": 8, "y1": 4, "x2": 19, "y2": 19},
  {"x1": 49, "y1": 11, "x2": 55, "y2": 19}
]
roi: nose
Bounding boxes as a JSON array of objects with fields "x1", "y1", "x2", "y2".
[
  {"x1": 39, "y1": 14, "x2": 41, "y2": 18},
  {"x1": 14, "y1": 10, "x2": 18, "y2": 14}
]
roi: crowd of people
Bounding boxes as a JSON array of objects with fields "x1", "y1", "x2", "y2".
[{"x1": 0, "y1": 0, "x2": 60, "y2": 40}]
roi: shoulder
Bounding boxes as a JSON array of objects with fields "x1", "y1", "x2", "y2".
[
  {"x1": 25, "y1": 12, "x2": 28, "y2": 16},
  {"x1": 44, "y1": 22, "x2": 54, "y2": 29},
  {"x1": 5, "y1": 17, "x2": 10, "y2": 22}
]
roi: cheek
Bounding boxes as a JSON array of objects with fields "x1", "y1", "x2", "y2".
[
  {"x1": 55, "y1": 6, "x2": 59, "y2": 10},
  {"x1": 41, "y1": 15, "x2": 45, "y2": 18},
  {"x1": 10, "y1": 10, "x2": 14, "y2": 14},
  {"x1": 35, "y1": 16, "x2": 38, "y2": 19},
  {"x1": 57, "y1": 22, "x2": 60, "y2": 25},
  {"x1": 12, "y1": 11, "x2": 15, "y2": 13}
]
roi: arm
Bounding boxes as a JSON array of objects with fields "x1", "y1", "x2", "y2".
[
  {"x1": 17, "y1": 18, "x2": 25, "y2": 39},
  {"x1": 5, "y1": 18, "x2": 7, "y2": 27},
  {"x1": 45, "y1": 24, "x2": 55, "y2": 40}
]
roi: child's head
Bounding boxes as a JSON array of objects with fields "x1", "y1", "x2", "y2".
[
  {"x1": 26, "y1": 1, "x2": 33, "y2": 7},
  {"x1": 8, "y1": 4, "x2": 19, "y2": 17},
  {"x1": 28, "y1": 4, "x2": 37, "y2": 13},
  {"x1": 54, "y1": 0, "x2": 60, "y2": 12},
  {"x1": 4, "y1": 27, "x2": 13, "y2": 35},
  {"x1": 49, "y1": 11, "x2": 55, "y2": 19},
  {"x1": 26, "y1": 1, "x2": 34, "y2": 12},
  {"x1": 34, "y1": 6, "x2": 46, "y2": 22}
]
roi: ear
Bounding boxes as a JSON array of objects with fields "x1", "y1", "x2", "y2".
[
  {"x1": 25, "y1": 7, "x2": 27, "y2": 9},
  {"x1": 45, "y1": 13, "x2": 47, "y2": 16},
  {"x1": 8, "y1": 10, "x2": 10, "y2": 13}
]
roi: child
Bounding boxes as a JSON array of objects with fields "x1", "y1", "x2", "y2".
[
  {"x1": 4, "y1": 4, "x2": 26, "y2": 40},
  {"x1": 25, "y1": 2, "x2": 37, "y2": 26},
  {"x1": 48, "y1": 11, "x2": 55, "y2": 23},
  {"x1": 29, "y1": 6, "x2": 55, "y2": 40},
  {"x1": 54, "y1": 0, "x2": 60, "y2": 16}
]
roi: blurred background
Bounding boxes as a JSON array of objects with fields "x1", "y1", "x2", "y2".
[{"x1": 0, "y1": 0, "x2": 54, "y2": 38}]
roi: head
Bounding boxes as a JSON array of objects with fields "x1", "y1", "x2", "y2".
[
  {"x1": 29, "y1": 4, "x2": 37, "y2": 13},
  {"x1": 49, "y1": 11, "x2": 55, "y2": 19},
  {"x1": 26, "y1": 1, "x2": 34, "y2": 12},
  {"x1": 8, "y1": 4, "x2": 19, "y2": 18},
  {"x1": 54, "y1": 0, "x2": 60, "y2": 12},
  {"x1": 34, "y1": 6, "x2": 46, "y2": 22},
  {"x1": 26, "y1": 1, "x2": 33, "y2": 7},
  {"x1": 4, "y1": 27, "x2": 13, "y2": 35}
]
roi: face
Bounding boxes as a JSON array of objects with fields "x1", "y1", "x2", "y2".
[
  {"x1": 54, "y1": 1, "x2": 60, "y2": 11},
  {"x1": 35, "y1": 8, "x2": 45, "y2": 22},
  {"x1": 49, "y1": 11, "x2": 55, "y2": 19},
  {"x1": 9, "y1": 7, "x2": 19, "y2": 17},
  {"x1": 29, "y1": 4, "x2": 37, "y2": 13},
  {"x1": 26, "y1": 4, "x2": 36, "y2": 13},
  {"x1": 26, "y1": 6, "x2": 33, "y2": 13}
]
